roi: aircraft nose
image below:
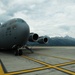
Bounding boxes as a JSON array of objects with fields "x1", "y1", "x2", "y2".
[
  {"x1": 17, "y1": 22, "x2": 30, "y2": 44},
  {"x1": 20, "y1": 23, "x2": 30, "y2": 35}
]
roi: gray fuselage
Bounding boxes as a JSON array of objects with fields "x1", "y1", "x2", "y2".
[{"x1": 0, "y1": 18, "x2": 30, "y2": 49}]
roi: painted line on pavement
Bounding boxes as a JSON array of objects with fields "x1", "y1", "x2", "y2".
[
  {"x1": 35, "y1": 53, "x2": 74, "y2": 61},
  {"x1": 22, "y1": 55, "x2": 75, "y2": 75}
]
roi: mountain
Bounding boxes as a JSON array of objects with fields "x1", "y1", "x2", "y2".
[
  {"x1": 64, "y1": 35, "x2": 75, "y2": 40},
  {"x1": 27, "y1": 36, "x2": 75, "y2": 46},
  {"x1": 47, "y1": 36, "x2": 75, "y2": 46}
]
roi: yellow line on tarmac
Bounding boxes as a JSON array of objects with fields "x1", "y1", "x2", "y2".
[
  {"x1": 44, "y1": 64, "x2": 75, "y2": 75},
  {"x1": 22, "y1": 55, "x2": 52, "y2": 66},
  {"x1": 52, "y1": 66, "x2": 75, "y2": 75},
  {"x1": 0, "y1": 64, "x2": 4, "y2": 75},
  {"x1": 22, "y1": 55, "x2": 75, "y2": 75},
  {"x1": 35, "y1": 53, "x2": 75, "y2": 67},
  {"x1": 5, "y1": 66, "x2": 49, "y2": 75},
  {"x1": 35, "y1": 53, "x2": 74, "y2": 61},
  {"x1": 55, "y1": 61, "x2": 75, "y2": 67},
  {"x1": 50, "y1": 56, "x2": 73, "y2": 61},
  {"x1": 0, "y1": 55, "x2": 75, "y2": 75},
  {"x1": 5, "y1": 65, "x2": 75, "y2": 75}
]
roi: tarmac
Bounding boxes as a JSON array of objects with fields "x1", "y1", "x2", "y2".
[{"x1": 0, "y1": 46, "x2": 75, "y2": 75}]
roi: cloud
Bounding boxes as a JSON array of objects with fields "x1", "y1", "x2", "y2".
[
  {"x1": 59, "y1": 25, "x2": 70, "y2": 31},
  {"x1": 0, "y1": 0, "x2": 75, "y2": 37}
]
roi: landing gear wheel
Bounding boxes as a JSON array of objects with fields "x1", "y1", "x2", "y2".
[
  {"x1": 14, "y1": 50, "x2": 23, "y2": 56},
  {"x1": 19, "y1": 50, "x2": 23, "y2": 56},
  {"x1": 14, "y1": 50, "x2": 19, "y2": 56}
]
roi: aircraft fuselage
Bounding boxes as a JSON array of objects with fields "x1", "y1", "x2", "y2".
[{"x1": 0, "y1": 18, "x2": 30, "y2": 49}]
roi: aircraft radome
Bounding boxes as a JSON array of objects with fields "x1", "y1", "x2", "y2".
[{"x1": 0, "y1": 18, "x2": 48, "y2": 56}]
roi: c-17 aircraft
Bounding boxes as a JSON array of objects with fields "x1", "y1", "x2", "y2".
[{"x1": 0, "y1": 18, "x2": 48, "y2": 56}]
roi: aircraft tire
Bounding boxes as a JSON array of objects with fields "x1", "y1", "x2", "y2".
[
  {"x1": 19, "y1": 50, "x2": 23, "y2": 56},
  {"x1": 14, "y1": 50, "x2": 19, "y2": 56}
]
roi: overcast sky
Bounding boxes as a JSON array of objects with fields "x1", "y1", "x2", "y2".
[{"x1": 0, "y1": 0, "x2": 75, "y2": 37}]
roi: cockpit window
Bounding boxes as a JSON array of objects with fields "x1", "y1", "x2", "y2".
[
  {"x1": 21, "y1": 20, "x2": 25, "y2": 22},
  {"x1": 17, "y1": 19, "x2": 25, "y2": 23}
]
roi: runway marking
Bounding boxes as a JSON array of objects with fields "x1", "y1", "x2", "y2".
[
  {"x1": 55, "y1": 61, "x2": 75, "y2": 67},
  {"x1": 5, "y1": 66, "x2": 49, "y2": 75},
  {"x1": 22, "y1": 55, "x2": 53, "y2": 66},
  {"x1": 22, "y1": 55, "x2": 75, "y2": 75},
  {"x1": 0, "y1": 55, "x2": 75, "y2": 75},
  {"x1": 51, "y1": 66, "x2": 75, "y2": 75},
  {"x1": 0, "y1": 64, "x2": 4, "y2": 75},
  {"x1": 35, "y1": 53, "x2": 74, "y2": 61},
  {"x1": 0, "y1": 59, "x2": 7, "y2": 75}
]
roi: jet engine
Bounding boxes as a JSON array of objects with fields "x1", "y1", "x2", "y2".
[
  {"x1": 28, "y1": 33, "x2": 39, "y2": 42},
  {"x1": 38, "y1": 36, "x2": 48, "y2": 44}
]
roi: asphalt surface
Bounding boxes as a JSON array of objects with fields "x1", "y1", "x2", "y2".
[{"x1": 0, "y1": 46, "x2": 75, "y2": 75}]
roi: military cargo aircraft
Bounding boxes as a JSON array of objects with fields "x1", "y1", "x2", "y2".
[{"x1": 0, "y1": 18, "x2": 48, "y2": 55}]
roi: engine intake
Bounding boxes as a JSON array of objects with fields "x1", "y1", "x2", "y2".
[
  {"x1": 28, "y1": 33, "x2": 39, "y2": 42},
  {"x1": 38, "y1": 36, "x2": 48, "y2": 44}
]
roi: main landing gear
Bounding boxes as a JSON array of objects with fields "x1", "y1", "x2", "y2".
[
  {"x1": 14, "y1": 49, "x2": 23, "y2": 56},
  {"x1": 13, "y1": 45, "x2": 34, "y2": 56},
  {"x1": 25, "y1": 45, "x2": 34, "y2": 53}
]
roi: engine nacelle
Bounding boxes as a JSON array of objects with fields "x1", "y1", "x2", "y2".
[
  {"x1": 28, "y1": 33, "x2": 39, "y2": 42},
  {"x1": 38, "y1": 36, "x2": 48, "y2": 44}
]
